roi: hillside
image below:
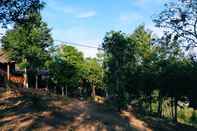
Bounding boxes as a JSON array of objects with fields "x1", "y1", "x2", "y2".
[{"x1": 0, "y1": 87, "x2": 196, "y2": 131}]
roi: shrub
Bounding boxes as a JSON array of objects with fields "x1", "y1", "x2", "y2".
[{"x1": 190, "y1": 111, "x2": 197, "y2": 126}]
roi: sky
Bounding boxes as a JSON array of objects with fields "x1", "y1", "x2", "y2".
[{"x1": 1, "y1": 0, "x2": 170, "y2": 57}]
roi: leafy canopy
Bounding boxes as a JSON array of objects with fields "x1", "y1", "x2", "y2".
[{"x1": 1, "y1": 13, "x2": 53, "y2": 69}]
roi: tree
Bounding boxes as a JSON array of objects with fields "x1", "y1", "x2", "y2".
[
  {"x1": 48, "y1": 45, "x2": 84, "y2": 96},
  {"x1": 0, "y1": 0, "x2": 44, "y2": 26},
  {"x1": 1, "y1": 13, "x2": 53, "y2": 87},
  {"x1": 129, "y1": 25, "x2": 157, "y2": 113},
  {"x1": 2, "y1": 13, "x2": 53, "y2": 69},
  {"x1": 154, "y1": 0, "x2": 197, "y2": 49},
  {"x1": 102, "y1": 31, "x2": 136, "y2": 109},
  {"x1": 83, "y1": 58, "x2": 103, "y2": 97}
]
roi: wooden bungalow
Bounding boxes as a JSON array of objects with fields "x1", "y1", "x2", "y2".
[
  {"x1": 0, "y1": 50, "x2": 17, "y2": 86},
  {"x1": 0, "y1": 50, "x2": 48, "y2": 89}
]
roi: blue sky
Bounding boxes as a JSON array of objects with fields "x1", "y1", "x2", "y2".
[{"x1": 1, "y1": 0, "x2": 169, "y2": 57}]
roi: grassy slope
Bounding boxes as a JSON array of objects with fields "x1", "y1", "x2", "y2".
[{"x1": 0, "y1": 87, "x2": 196, "y2": 131}]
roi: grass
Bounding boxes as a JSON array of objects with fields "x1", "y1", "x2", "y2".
[{"x1": 147, "y1": 98, "x2": 197, "y2": 127}]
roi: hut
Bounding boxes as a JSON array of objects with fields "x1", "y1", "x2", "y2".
[
  {"x1": 0, "y1": 50, "x2": 16, "y2": 86},
  {"x1": 0, "y1": 49, "x2": 48, "y2": 89}
]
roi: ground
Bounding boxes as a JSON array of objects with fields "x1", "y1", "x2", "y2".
[{"x1": 0, "y1": 87, "x2": 196, "y2": 131}]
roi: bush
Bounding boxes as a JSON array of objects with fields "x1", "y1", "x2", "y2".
[
  {"x1": 178, "y1": 108, "x2": 188, "y2": 123},
  {"x1": 190, "y1": 111, "x2": 197, "y2": 126}
]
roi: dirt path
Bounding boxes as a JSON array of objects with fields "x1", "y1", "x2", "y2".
[
  {"x1": 0, "y1": 88, "x2": 135, "y2": 131},
  {"x1": 0, "y1": 88, "x2": 196, "y2": 131}
]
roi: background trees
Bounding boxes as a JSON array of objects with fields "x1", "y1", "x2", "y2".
[
  {"x1": 102, "y1": 31, "x2": 136, "y2": 109},
  {"x1": 1, "y1": 14, "x2": 53, "y2": 70},
  {"x1": 1, "y1": 12, "x2": 53, "y2": 88},
  {"x1": 83, "y1": 58, "x2": 103, "y2": 97},
  {"x1": 48, "y1": 45, "x2": 84, "y2": 96},
  {"x1": 102, "y1": 23, "x2": 197, "y2": 123}
]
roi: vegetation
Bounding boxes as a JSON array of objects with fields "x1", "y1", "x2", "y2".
[
  {"x1": 102, "y1": 25, "x2": 197, "y2": 124},
  {"x1": 1, "y1": 6, "x2": 53, "y2": 88},
  {"x1": 0, "y1": 0, "x2": 196, "y2": 129},
  {"x1": 48, "y1": 45, "x2": 84, "y2": 96}
]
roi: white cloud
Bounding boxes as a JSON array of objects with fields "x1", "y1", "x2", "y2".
[{"x1": 77, "y1": 11, "x2": 96, "y2": 18}]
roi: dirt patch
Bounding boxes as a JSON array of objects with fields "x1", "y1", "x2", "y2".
[
  {"x1": 0, "y1": 88, "x2": 133, "y2": 131},
  {"x1": 0, "y1": 87, "x2": 196, "y2": 131}
]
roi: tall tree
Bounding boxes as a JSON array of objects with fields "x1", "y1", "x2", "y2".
[
  {"x1": 48, "y1": 45, "x2": 84, "y2": 96},
  {"x1": 83, "y1": 58, "x2": 103, "y2": 97},
  {"x1": 102, "y1": 31, "x2": 136, "y2": 109},
  {"x1": 1, "y1": 13, "x2": 53, "y2": 70},
  {"x1": 129, "y1": 25, "x2": 157, "y2": 113}
]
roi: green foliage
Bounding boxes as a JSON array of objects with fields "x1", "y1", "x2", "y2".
[
  {"x1": 190, "y1": 111, "x2": 197, "y2": 125},
  {"x1": 102, "y1": 31, "x2": 136, "y2": 109},
  {"x1": 83, "y1": 58, "x2": 103, "y2": 89},
  {"x1": 102, "y1": 24, "x2": 197, "y2": 126},
  {"x1": 48, "y1": 45, "x2": 84, "y2": 92},
  {"x1": 1, "y1": 0, "x2": 197, "y2": 127},
  {"x1": 48, "y1": 45, "x2": 104, "y2": 97},
  {"x1": 1, "y1": 13, "x2": 53, "y2": 70}
]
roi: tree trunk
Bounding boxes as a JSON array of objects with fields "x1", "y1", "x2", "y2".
[
  {"x1": 171, "y1": 97, "x2": 174, "y2": 119},
  {"x1": 158, "y1": 92, "x2": 163, "y2": 118},
  {"x1": 23, "y1": 67, "x2": 28, "y2": 88},
  {"x1": 105, "y1": 87, "x2": 108, "y2": 97},
  {"x1": 35, "y1": 75, "x2": 38, "y2": 89},
  {"x1": 65, "y1": 86, "x2": 68, "y2": 97},
  {"x1": 7, "y1": 64, "x2": 10, "y2": 80},
  {"x1": 174, "y1": 98, "x2": 178, "y2": 122},
  {"x1": 149, "y1": 96, "x2": 152, "y2": 113},
  {"x1": 61, "y1": 86, "x2": 64, "y2": 96},
  {"x1": 91, "y1": 85, "x2": 96, "y2": 98},
  {"x1": 54, "y1": 86, "x2": 57, "y2": 94}
]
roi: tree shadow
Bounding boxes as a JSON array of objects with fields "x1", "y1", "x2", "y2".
[
  {"x1": 25, "y1": 101, "x2": 134, "y2": 130},
  {"x1": 0, "y1": 88, "x2": 136, "y2": 130}
]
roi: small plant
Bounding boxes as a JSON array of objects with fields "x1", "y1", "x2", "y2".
[{"x1": 178, "y1": 108, "x2": 188, "y2": 123}]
